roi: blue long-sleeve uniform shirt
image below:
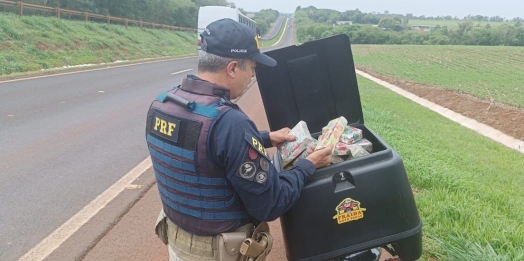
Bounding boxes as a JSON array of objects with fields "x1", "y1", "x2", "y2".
[{"x1": 210, "y1": 107, "x2": 316, "y2": 222}]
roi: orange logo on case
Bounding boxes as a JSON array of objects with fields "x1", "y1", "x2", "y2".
[{"x1": 333, "y1": 198, "x2": 366, "y2": 224}]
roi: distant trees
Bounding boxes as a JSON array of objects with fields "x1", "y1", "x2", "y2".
[
  {"x1": 294, "y1": 6, "x2": 524, "y2": 46},
  {"x1": 378, "y1": 17, "x2": 404, "y2": 31},
  {"x1": 2, "y1": 0, "x2": 201, "y2": 27},
  {"x1": 2, "y1": 0, "x2": 278, "y2": 28},
  {"x1": 252, "y1": 9, "x2": 280, "y2": 35},
  {"x1": 0, "y1": 0, "x2": 281, "y2": 31}
]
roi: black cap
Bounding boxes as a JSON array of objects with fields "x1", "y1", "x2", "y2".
[{"x1": 200, "y1": 18, "x2": 277, "y2": 67}]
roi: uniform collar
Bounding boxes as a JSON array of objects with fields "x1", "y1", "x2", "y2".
[{"x1": 180, "y1": 75, "x2": 231, "y2": 100}]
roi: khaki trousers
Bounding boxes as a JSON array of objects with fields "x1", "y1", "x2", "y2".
[
  {"x1": 164, "y1": 214, "x2": 253, "y2": 261},
  {"x1": 166, "y1": 218, "x2": 219, "y2": 261},
  {"x1": 168, "y1": 244, "x2": 213, "y2": 261}
]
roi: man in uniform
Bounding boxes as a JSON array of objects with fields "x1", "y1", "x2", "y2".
[{"x1": 145, "y1": 18, "x2": 333, "y2": 261}]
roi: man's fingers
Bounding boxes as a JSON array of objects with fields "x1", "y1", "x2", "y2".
[{"x1": 323, "y1": 145, "x2": 333, "y2": 155}]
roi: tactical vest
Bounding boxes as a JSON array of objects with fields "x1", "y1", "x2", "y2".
[{"x1": 146, "y1": 77, "x2": 249, "y2": 236}]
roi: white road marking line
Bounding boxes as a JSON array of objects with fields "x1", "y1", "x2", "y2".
[
  {"x1": 17, "y1": 157, "x2": 153, "y2": 261},
  {"x1": 273, "y1": 18, "x2": 289, "y2": 46},
  {"x1": 171, "y1": 69, "x2": 193, "y2": 75},
  {"x1": 356, "y1": 69, "x2": 524, "y2": 155},
  {"x1": 0, "y1": 56, "x2": 196, "y2": 84}
]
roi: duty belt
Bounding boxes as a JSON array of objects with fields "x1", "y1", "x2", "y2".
[
  {"x1": 167, "y1": 218, "x2": 218, "y2": 260},
  {"x1": 166, "y1": 218, "x2": 255, "y2": 261}
]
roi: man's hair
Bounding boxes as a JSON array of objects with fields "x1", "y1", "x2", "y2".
[{"x1": 198, "y1": 50, "x2": 247, "y2": 73}]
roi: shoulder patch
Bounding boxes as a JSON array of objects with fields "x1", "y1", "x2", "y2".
[
  {"x1": 238, "y1": 161, "x2": 257, "y2": 180},
  {"x1": 236, "y1": 132, "x2": 271, "y2": 185},
  {"x1": 244, "y1": 131, "x2": 269, "y2": 159},
  {"x1": 248, "y1": 147, "x2": 258, "y2": 160},
  {"x1": 255, "y1": 172, "x2": 268, "y2": 184},
  {"x1": 259, "y1": 158, "x2": 270, "y2": 171}
]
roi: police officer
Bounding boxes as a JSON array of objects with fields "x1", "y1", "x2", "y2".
[{"x1": 146, "y1": 18, "x2": 333, "y2": 261}]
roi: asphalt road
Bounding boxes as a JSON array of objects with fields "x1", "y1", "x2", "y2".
[
  {"x1": 0, "y1": 19, "x2": 293, "y2": 261},
  {"x1": 0, "y1": 57, "x2": 199, "y2": 261},
  {"x1": 261, "y1": 16, "x2": 287, "y2": 40}
]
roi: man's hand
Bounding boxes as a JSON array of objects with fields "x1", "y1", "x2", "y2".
[
  {"x1": 306, "y1": 145, "x2": 333, "y2": 169},
  {"x1": 269, "y1": 127, "x2": 295, "y2": 147}
]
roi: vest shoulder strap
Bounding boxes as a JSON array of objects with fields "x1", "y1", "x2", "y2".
[{"x1": 155, "y1": 91, "x2": 222, "y2": 119}]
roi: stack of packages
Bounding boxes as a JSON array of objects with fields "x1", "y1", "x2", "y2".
[{"x1": 279, "y1": 117, "x2": 373, "y2": 169}]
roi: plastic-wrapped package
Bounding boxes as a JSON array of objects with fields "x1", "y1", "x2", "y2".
[
  {"x1": 340, "y1": 125, "x2": 363, "y2": 145},
  {"x1": 333, "y1": 138, "x2": 373, "y2": 156},
  {"x1": 278, "y1": 121, "x2": 315, "y2": 167},
  {"x1": 298, "y1": 139, "x2": 318, "y2": 159},
  {"x1": 354, "y1": 138, "x2": 373, "y2": 153},
  {"x1": 315, "y1": 116, "x2": 348, "y2": 151},
  {"x1": 349, "y1": 145, "x2": 371, "y2": 158}
]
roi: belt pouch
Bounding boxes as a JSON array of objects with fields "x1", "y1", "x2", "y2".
[
  {"x1": 239, "y1": 222, "x2": 273, "y2": 261},
  {"x1": 217, "y1": 232, "x2": 248, "y2": 261},
  {"x1": 154, "y1": 210, "x2": 169, "y2": 245}
]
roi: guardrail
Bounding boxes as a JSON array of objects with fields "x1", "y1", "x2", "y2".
[{"x1": 0, "y1": 0, "x2": 196, "y2": 32}]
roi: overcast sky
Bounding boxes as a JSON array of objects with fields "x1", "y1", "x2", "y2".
[{"x1": 232, "y1": 0, "x2": 522, "y2": 19}]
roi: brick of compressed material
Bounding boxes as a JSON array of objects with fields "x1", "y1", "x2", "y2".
[
  {"x1": 315, "y1": 116, "x2": 348, "y2": 151},
  {"x1": 298, "y1": 139, "x2": 318, "y2": 160},
  {"x1": 331, "y1": 155, "x2": 349, "y2": 164},
  {"x1": 354, "y1": 138, "x2": 373, "y2": 153},
  {"x1": 333, "y1": 138, "x2": 373, "y2": 156},
  {"x1": 333, "y1": 142, "x2": 351, "y2": 156},
  {"x1": 340, "y1": 126, "x2": 364, "y2": 145},
  {"x1": 279, "y1": 121, "x2": 315, "y2": 167},
  {"x1": 350, "y1": 145, "x2": 371, "y2": 158}
]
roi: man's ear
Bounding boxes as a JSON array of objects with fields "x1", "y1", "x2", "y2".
[{"x1": 226, "y1": 61, "x2": 238, "y2": 78}]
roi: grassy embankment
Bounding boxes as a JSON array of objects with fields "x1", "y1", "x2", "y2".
[
  {"x1": 354, "y1": 45, "x2": 524, "y2": 260},
  {"x1": 0, "y1": 12, "x2": 287, "y2": 78},
  {"x1": 0, "y1": 12, "x2": 197, "y2": 77}
]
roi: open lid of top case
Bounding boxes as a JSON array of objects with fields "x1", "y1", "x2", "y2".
[{"x1": 255, "y1": 34, "x2": 363, "y2": 134}]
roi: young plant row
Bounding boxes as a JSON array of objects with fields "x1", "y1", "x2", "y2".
[
  {"x1": 352, "y1": 44, "x2": 524, "y2": 109},
  {"x1": 359, "y1": 76, "x2": 524, "y2": 261}
]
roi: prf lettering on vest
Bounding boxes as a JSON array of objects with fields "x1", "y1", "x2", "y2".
[
  {"x1": 252, "y1": 137, "x2": 268, "y2": 156},
  {"x1": 154, "y1": 117, "x2": 177, "y2": 137}
]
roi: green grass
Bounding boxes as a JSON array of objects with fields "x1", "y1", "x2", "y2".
[
  {"x1": 0, "y1": 12, "x2": 197, "y2": 77},
  {"x1": 408, "y1": 19, "x2": 515, "y2": 29},
  {"x1": 358, "y1": 76, "x2": 524, "y2": 260},
  {"x1": 351, "y1": 44, "x2": 524, "y2": 108}
]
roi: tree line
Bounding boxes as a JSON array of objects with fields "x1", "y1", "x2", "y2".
[
  {"x1": 405, "y1": 14, "x2": 523, "y2": 23},
  {"x1": 0, "y1": 0, "x2": 279, "y2": 34},
  {"x1": 293, "y1": 6, "x2": 523, "y2": 26},
  {"x1": 295, "y1": 6, "x2": 524, "y2": 46}
]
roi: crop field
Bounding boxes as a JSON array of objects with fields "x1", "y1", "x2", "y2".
[
  {"x1": 358, "y1": 76, "x2": 524, "y2": 260},
  {"x1": 408, "y1": 19, "x2": 514, "y2": 29},
  {"x1": 351, "y1": 44, "x2": 524, "y2": 109}
]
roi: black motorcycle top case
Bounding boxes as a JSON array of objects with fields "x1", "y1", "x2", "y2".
[{"x1": 255, "y1": 34, "x2": 423, "y2": 261}]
